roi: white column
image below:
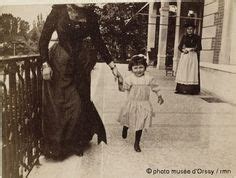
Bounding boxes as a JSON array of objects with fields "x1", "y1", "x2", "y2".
[
  {"x1": 219, "y1": 0, "x2": 233, "y2": 64},
  {"x1": 147, "y1": 2, "x2": 157, "y2": 63},
  {"x1": 172, "y1": 1, "x2": 181, "y2": 76},
  {"x1": 157, "y1": 2, "x2": 169, "y2": 69}
]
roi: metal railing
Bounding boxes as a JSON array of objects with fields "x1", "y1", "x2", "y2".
[{"x1": 0, "y1": 55, "x2": 42, "y2": 178}]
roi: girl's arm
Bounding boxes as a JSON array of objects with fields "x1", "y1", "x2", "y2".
[
  {"x1": 118, "y1": 76, "x2": 125, "y2": 92},
  {"x1": 150, "y1": 77, "x2": 164, "y2": 105},
  {"x1": 118, "y1": 75, "x2": 131, "y2": 92},
  {"x1": 152, "y1": 90, "x2": 164, "y2": 105}
]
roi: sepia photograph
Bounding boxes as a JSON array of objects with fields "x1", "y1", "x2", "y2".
[{"x1": 0, "y1": 0, "x2": 236, "y2": 178}]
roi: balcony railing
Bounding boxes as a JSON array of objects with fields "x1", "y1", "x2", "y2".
[{"x1": 0, "y1": 55, "x2": 42, "y2": 178}]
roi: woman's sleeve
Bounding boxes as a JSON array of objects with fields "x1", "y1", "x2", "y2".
[
  {"x1": 39, "y1": 7, "x2": 58, "y2": 64},
  {"x1": 150, "y1": 77, "x2": 162, "y2": 96},
  {"x1": 195, "y1": 35, "x2": 202, "y2": 52},
  {"x1": 89, "y1": 13, "x2": 113, "y2": 64},
  {"x1": 178, "y1": 35, "x2": 185, "y2": 52}
]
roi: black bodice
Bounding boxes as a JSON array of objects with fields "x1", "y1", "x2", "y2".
[
  {"x1": 39, "y1": 5, "x2": 112, "y2": 64},
  {"x1": 178, "y1": 34, "x2": 202, "y2": 52}
]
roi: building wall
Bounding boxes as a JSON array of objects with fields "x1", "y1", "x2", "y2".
[
  {"x1": 229, "y1": 1, "x2": 236, "y2": 65},
  {"x1": 200, "y1": 0, "x2": 236, "y2": 104},
  {"x1": 201, "y1": 63, "x2": 236, "y2": 104},
  {"x1": 201, "y1": 0, "x2": 223, "y2": 63}
]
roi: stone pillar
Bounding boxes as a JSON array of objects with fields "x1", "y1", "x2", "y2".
[
  {"x1": 147, "y1": 2, "x2": 157, "y2": 64},
  {"x1": 157, "y1": 2, "x2": 169, "y2": 69},
  {"x1": 172, "y1": 1, "x2": 181, "y2": 76}
]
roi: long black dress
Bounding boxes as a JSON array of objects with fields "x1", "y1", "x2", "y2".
[{"x1": 39, "y1": 5, "x2": 111, "y2": 158}]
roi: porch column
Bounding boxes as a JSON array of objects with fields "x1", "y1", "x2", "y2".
[
  {"x1": 173, "y1": 1, "x2": 181, "y2": 75},
  {"x1": 157, "y1": 2, "x2": 169, "y2": 69},
  {"x1": 147, "y1": 2, "x2": 157, "y2": 64}
]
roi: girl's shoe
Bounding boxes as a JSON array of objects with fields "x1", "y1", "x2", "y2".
[
  {"x1": 122, "y1": 126, "x2": 128, "y2": 139},
  {"x1": 134, "y1": 142, "x2": 141, "y2": 152},
  {"x1": 134, "y1": 130, "x2": 142, "y2": 152}
]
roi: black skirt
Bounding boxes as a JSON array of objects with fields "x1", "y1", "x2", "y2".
[
  {"x1": 175, "y1": 83, "x2": 200, "y2": 95},
  {"x1": 42, "y1": 43, "x2": 106, "y2": 158}
]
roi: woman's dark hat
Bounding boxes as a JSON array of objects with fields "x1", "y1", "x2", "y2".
[{"x1": 184, "y1": 20, "x2": 196, "y2": 28}]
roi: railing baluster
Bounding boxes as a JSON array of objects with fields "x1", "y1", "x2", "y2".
[
  {"x1": 17, "y1": 65, "x2": 25, "y2": 178},
  {"x1": 8, "y1": 61, "x2": 18, "y2": 178},
  {"x1": 1, "y1": 80, "x2": 9, "y2": 178},
  {"x1": 1, "y1": 55, "x2": 42, "y2": 178},
  {"x1": 36, "y1": 59, "x2": 43, "y2": 163}
]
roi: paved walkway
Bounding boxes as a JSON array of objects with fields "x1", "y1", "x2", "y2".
[{"x1": 29, "y1": 63, "x2": 236, "y2": 178}]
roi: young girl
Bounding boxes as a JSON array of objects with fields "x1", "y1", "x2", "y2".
[{"x1": 117, "y1": 54, "x2": 164, "y2": 152}]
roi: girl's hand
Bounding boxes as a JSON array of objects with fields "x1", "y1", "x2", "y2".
[
  {"x1": 42, "y1": 62, "x2": 53, "y2": 80},
  {"x1": 118, "y1": 75, "x2": 123, "y2": 84},
  {"x1": 158, "y1": 95, "x2": 164, "y2": 105}
]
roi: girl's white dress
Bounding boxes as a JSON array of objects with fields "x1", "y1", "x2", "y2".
[{"x1": 117, "y1": 73, "x2": 161, "y2": 131}]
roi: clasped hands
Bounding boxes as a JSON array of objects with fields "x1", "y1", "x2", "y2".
[
  {"x1": 109, "y1": 61, "x2": 123, "y2": 81},
  {"x1": 182, "y1": 48, "x2": 195, "y2": 54}
]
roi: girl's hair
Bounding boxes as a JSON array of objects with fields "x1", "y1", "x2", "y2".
[{"x1": 128, "y1": 54, "x2": 147, "y2": 71}]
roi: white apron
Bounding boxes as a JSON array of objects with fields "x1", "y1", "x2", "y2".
[{"x1": 175, "y1": 50, "x2": 198, "y2": 85}]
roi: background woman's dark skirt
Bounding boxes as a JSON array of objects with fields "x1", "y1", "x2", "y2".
[
  {"x1": 42, "y1": 43, "x2": 106, "y2": 160},
  {"x1": 175, "y1": 83, "x2": 200, "y2": 95}
]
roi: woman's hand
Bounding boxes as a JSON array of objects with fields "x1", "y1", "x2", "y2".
[
  {"x1": 182, "y1": 49, "x2": 189, "y2": 54},
  {"x1": 108, "y1": 61, "x2": 122, "y2": 81},
  {"x1": 42, "y1": 62, "x2": 53, "y2": 80},
  {"x1": 190, "y1": 48, "x2": 197, "y2": 52},
  {"x1": 112, "y1": 66, "x2": 120, "y2": 78}
]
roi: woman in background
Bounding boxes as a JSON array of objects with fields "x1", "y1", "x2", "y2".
[{"x1": 175, "y1": 21, "x2": 202, "y2": 95}]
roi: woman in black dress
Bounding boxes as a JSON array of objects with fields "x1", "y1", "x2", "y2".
[
  {"x1": 39, "y1": 4, "x2": 120, "y2": 159},
  {"x1": 175, "y1": 22, "x2": 202, "y2": 95}
]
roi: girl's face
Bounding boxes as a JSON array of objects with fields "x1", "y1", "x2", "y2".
[
  {"x1": 186, "y1": 27, "x2": 194, "y2": 35},
  {"x1": 132, "y1": 64, "x2": 145, "y2": 77}
]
